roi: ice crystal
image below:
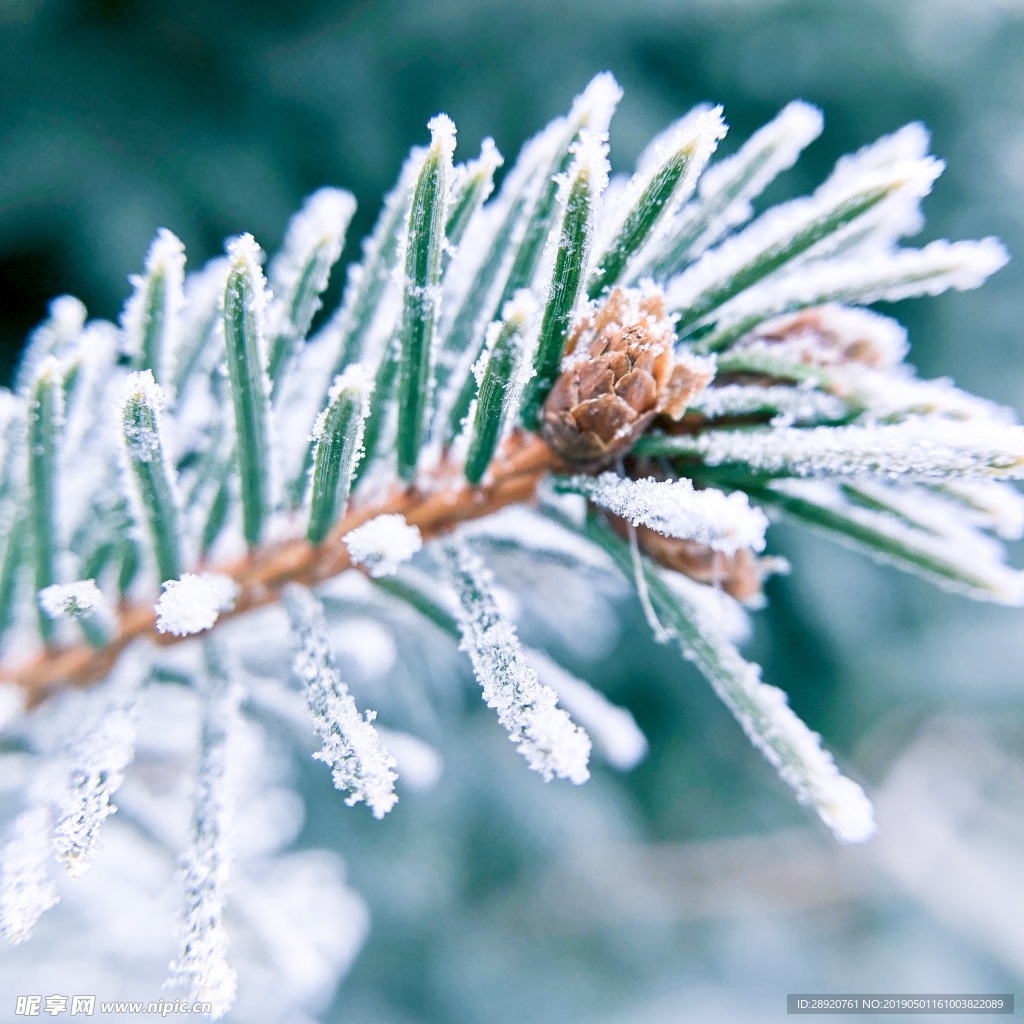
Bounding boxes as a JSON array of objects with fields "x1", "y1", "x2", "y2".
[
  {"x1": 284, "y1": 585, "x2": 398, "y2": 818},
  {"x1": 167, "y1": 649, "x2": 241, "y2": 1019},
  {"x1": 118, "y1": 370, "x2": 169, "y2": 463},
  {"x1": 528, "y1": 648, "x2": 647, "y2": 771},
  {"x1": 52, "y1": 669, "x2": 139, "y2": 878},
  {"x1": 155, "y1": 574, "x2": 238, "y2": 636},
  {"x1": 0, "y1": 806, "x2": 59, "y2": 944},
  {"x1": 674, "y1": 419, "x2": 1024, "y2": 481},
  {"x1": 691, "y1": 382, "x2": 849, "y2": 425},
  {"x1": 344, "y1": 514, "x2": 423, "y2": 578},
  {"x1": 562, "y1": 472, "x2": 768, "y2": 554},
  {"x1": 438, "y1": 539, "x2": 592, "y2": 784},
  {"x1": 120, "y1": 228, "x2": 186, "y2": 388},
  {"x1": 37, "y1": 579, "x2": 106, "y2": 620}
]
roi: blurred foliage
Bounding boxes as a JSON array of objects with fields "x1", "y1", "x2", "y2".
[{"x1": 2, "y1": 1, "x2": 1024, "y2": 1021}]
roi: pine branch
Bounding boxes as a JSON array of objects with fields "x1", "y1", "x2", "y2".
[{"x1": 3, "y1": 435, "x2": 560, "y2": 705}]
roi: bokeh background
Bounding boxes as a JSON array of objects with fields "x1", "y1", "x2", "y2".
[{"x1": 2, "y1": 0, "x2": 1024, "y2": 1021}]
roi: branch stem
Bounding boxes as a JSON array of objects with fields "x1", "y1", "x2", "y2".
[{"x1": 3, "y1": 435, "x2": 561, "y2": 706}]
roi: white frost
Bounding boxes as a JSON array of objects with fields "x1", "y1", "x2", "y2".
[
  {"x1": 664, "y1": 567, "x2": 875, "y2": 843},
  {"x1": 666, "y1": 156, "x2": 944, "y2": 320},
  {"x1": 528, "y1": 648, "x2": 647, "y2": 771},
  {"x1": 707, "y1": 238, "x2": 1009, "y2": 343},
  {"x1": 438, "y1": 539, "x2": 591, "y2": 784},
  {"x1": 284, "y1": 585, "x2": 398, "y2": 818},
  {"x1": 120, "y1": 228, "x2": 186, "y2": 385},
  {"x1": 0, "y1": 805, "x2": 59, "y2": 944},
  {"x1": 155, "y1": 573, "x2": 238, "y2": 636},
  {"x1": 38, "y1": 579, "x2": 106, "y2": 620},
  {"x1": 677, "y1": 419, "x2": 1024, "y2": 481},
  {"x1": 53, "y1": 692, "x2": 138, "y2": 878},
  {"x1": 118, "y1": 369, "x2": 168, "y2": 463},
  {"x1": 683, "y1": 99, "x2": 825, "y2": 258},
  {"x1": 692, "y1": 383, "x2": 849, "y2": 426},
  {"x1": 565, "y1": 472, "x2": 768, "y2": 554},
  {"x1": 167, "y1": 651, "x2": 242, "y2": 1019},
  {"x1": 344, "y1": 514, "x2": 423, "y2": 578}
]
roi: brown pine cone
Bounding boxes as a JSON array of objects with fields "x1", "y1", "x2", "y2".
[
  {"x1": 541, "y1": 287, "x2": 714, "y2": 468},
  {"x1": 634, "y1": 525, "x2": 767, "y2": 605}
]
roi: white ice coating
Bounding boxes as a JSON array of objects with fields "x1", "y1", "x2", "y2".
[
  {"x1": 565, "y1": 71, "x2": 623, "y2": 140},
  {"x1": 827, "y1": 121, "x2": 932, "y2": 184},
  {"x1": 666, "y1": 155, "x2": 944, "y2": 319},
  {"x1": 267, "y1": 187, "x2": 355, "y2": 333},
  {"x1": 681, "y1": 419, "x2": 1024, "y2": 481},
  {"x1": 683, "y1": 99, "x2": 825, "y2": 257},
  {"x1": 16, "y1": 295, "x2": 87, "y2": 396},
  {"x1": 226, "y1": 234, "x2": 270, "y2": 362},
  {"x1": 665, "y1": 566, "x2": 876, "y2": 843},
  {"x1": 120, "y1": 228, "x2": 186, "y2": 385},
  {"x1": 0, "y1": 805, "x2": 60, "y2": 944},
  {"x1": 737, "y1": 303, "x2": 910, "y2": 369},
  {"x1": 468, "y1": 290, "x2": 539, "y2": 430},
  {"x1": 710, "y1": 238, "x2": 1009, "y2": 339},
  {"x1": 38, "y1": 579, "x2": 106, "y2": 620},
  {"x1": 771, "y1": 478, "x2": 1024, "y2": 605},
  {"x1": 118, "y1": 369, "x2": 167, "y2": 463},
  {"x1": 310, "y1": 362, "x2": 374, "y2": 443},
  {"x1": 284, "y1": 585, "x2": 398, "y2": 818},
  {"x1": 928, "y1": 479, "x2": 1024, "y2": 540},
  {"x1": 427, "y1": 112, "x2": 458, "y2": 168},
  {"x1": 167, "y1": 660, "x2": 242, "y2": 1019},
  {"x1": 692, "y1": 383, "x2": 849, "y2": 425},
  {"x1": 440, "y1": 539, "x2": 592, "y2": 784},
  {"x1": 155, "y1": 573, "x2": 238, "y2": 636},
  {"x1": 344, "y1": 514, "x2": 423, "y2": 578},
  {"x1": 527, "y1": 648, "x2": 647, "y2": 771},
  {"x1": 597, "y1": 104, "x2": 726, "y2": 262},
  {"x1": 839, "y1": 365, "x2": 1016, "y2": 425},
  {"x1": 567, "y1": 472, "x2": 769, "y2": 554},
  {"x1": 460, "y1": 137, "x2": 503, "y2": 201},
  {"x1": 53, "y1": 674, "x2": 138, "y2": 878}
]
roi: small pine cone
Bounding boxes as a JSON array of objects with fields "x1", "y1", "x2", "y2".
[
  {"x1": 635, "y1": 525, "x2": 768, "y2": 606},
  {"x1": 541, "y1": 287, "x2": 714, "y2": 468}
]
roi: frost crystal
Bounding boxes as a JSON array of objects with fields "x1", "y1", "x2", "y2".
[
  {"x1": 284, "y1": 585, "x2": 398, "y2": 818},
  {"x1": 685, "y1": 99, "x2": 824, "y2": 256},
  {"x1": 0, "y1": 806, "x2": 60, "y2": 944},
  {"x1": 53, "y1": 687, "x2": 138, "y2": 878},
  {"x1": 677, "y1": 419, "x2": 1024, "y2": 481},
  {"x1": 708, "y1": 238, "x2": 1008, "y2": 339},
  {"x1": 120, "y1": 228, "x2": 186, "y2": 384},
  {"x1": 269, "y1": 188, "x2": 355, "y2": 303},
  {"x1": 38, "y1": 579, "x2": 106, "y2": 620},
  {"x1": 563, "y1": 473, "x2": 768, "y2": 554},
  {"x1": 168, "y1": 653, "x2": 241, "y2": 1019},
  {"x1": 155, "y1": 573, "x2": 238, "y2": 636},
  {"x1": 344, "y1": 514, "x2": 423, "y2": 578},
  {"x1": 691, "y1": 383, "x2": 849, "y2": 426},
  {"x1": 118, "y1": 370, "x2": 167, "y2": 463},
  {"x1": 665, "y1": 156, "x2": 944, "y2": 319},
  {"x1": 528, "y1": 648, "x2": 647, "y2": 771},
  {"x1": 656, "y1": 561, "x2": 875, "y2": 843},
  {"x1": 438, "y1": 539, "x2": 592, "y2": 784}
]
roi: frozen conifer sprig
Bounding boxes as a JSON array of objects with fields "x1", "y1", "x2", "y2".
[
  {"x1": 0, "y1": 74, "x2": 1022, "y2": 1011},
  {"x1": 284, "y1": 585, "x2": 398, "y2": 817},
  {"x1": 167, "y1": 642, "x2": 241, "y2": 1020},
  {"x1": 437, "y1": 538, "x2": 592, "y2": 784}
]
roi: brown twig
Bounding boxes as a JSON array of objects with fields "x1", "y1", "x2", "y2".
[{"x1": 3, "y1": 434, "x2": 563, "y2": 707}]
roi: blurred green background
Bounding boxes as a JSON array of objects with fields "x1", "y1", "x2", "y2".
[{"x1": 2, "y1": 1, "x2": 1024, "y2": 1021}]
